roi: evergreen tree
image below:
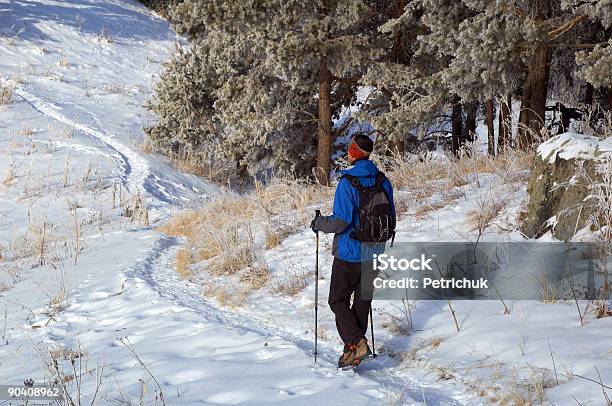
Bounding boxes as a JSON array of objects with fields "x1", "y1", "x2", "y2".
[
  {"x1": 362, "y1": 0, "x2": 610, "y2": 152},
  {"x1": 147, "y1": 0, "x2": 386, "y2": 184},
  {"x1": 146, "y1": 0, "x2": 611, "y2": 177}
]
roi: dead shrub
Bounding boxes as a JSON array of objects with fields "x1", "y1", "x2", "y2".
[
  {"x1": 466, "y1": 195, "x2": 509, "y2": 235},
  {"x1": 594, "y1": 299, "x2": 612, "y2": 318}
]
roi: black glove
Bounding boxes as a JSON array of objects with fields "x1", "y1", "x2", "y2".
[{"x1": 310, "y1": 216, "x2": 318, "y2": 233}]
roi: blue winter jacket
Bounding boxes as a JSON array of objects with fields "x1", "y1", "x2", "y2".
[{"x1": 314, "y1": 159, "x2": 396, "y2": 262}]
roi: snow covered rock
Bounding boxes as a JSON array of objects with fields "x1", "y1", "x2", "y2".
[{"x1": 521, "y1": 132, "x2": 612, "y2": 240}]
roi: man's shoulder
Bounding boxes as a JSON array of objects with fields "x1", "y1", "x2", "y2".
[{"x1": 336, "y1": 175, "x2": 355, "y2": 192}]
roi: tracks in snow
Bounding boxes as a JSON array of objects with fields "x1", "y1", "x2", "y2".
[
  {"x1": 136, "y1": 236, "x2": 466, "y2": 406},
  {"x1": 3, "y1": 79, "x2": 149, "y2": 197}
]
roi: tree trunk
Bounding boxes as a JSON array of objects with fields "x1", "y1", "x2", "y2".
[
  {"x1": 518, "y1": 43, "x2": 551, "y2": 149},
  {"x1": 463, "y1": 102, "x2": 477, "y2": 143},
  {"x1": 584, "y1": 83, "x2": 594, "y2": 106},
  {"x1": 486, "y1": 98, "x2": 495, "y2": 155},
  {"x1": 451, "y1": 102, "x2": 463, "y2": 156},
  {"x1": 391, "y1": 0, "x2": 405, "y2": 62},
  {"x1": 387, "y1": 0, "x2": 406, "y2": 157},
  {"x1": 315, "y1": 55, "x2": 332, "y2": 186},
  {"x1": 518, "y1": 0, "x2": 552, "y2": 149},
  {"x1": 498, "y1": 95, "x2": 511, "y2": 151}
]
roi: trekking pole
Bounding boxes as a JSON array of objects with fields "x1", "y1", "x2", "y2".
[
  {"x1": 370, "y1": 305, "x2": 377, "y2": 358},
  {"x1": 314, "y1": 209, "x2": 321, "y2": 363}
]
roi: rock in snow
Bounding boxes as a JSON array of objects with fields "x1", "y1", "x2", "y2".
[{"x1": 523, "y1": 132, "x2": 612, "y2": 240}]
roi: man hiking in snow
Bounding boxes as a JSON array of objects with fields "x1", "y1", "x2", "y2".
[{"x1": 311, "y1": 134, "x2": 396, "y2": 368}]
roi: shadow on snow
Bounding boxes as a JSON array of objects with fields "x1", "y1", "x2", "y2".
[{"x1": 0, "y1": 0, "x2": 172, "y2": 43}]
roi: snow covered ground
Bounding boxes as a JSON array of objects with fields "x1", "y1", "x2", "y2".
[
  {"x1": 192, "y1": 160, "x2": 608, "y2": 405},
  {"x1": 0, "y1": 1, "x2": 610, "y2": 405},
  {"x1": 0, "y1": 1, "x2": 468, "y2": 404}
]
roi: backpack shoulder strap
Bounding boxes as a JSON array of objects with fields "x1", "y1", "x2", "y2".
[
  {"x1": 375, "y1": 172, "x2": 386, "y2": 187},
  {"x1": 342, "y1": 174, "x2": 364, "y2": 192}
]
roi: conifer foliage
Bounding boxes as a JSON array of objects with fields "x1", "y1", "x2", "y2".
[
  {"x1": 146, "y1": 0, "x2": 385, "y2": 183},
  {"x1": 145, "y1": 0, "x2": 611, "y2": 181}
]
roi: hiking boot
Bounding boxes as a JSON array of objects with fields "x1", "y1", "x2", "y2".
[
  {"x1": 338, "y1": 343, "x2": 356, "y2": 368},
  {"x1": 351, "y1": 338, "x2": 372, "y2": 366}
]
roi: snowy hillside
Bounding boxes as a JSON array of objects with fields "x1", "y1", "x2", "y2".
[
  {"x1": 0, "y1": 0, "x2": 438, "y2": 404},
  {"x1": 0, "y1": 1, "x2": 610, "y2": 406}
]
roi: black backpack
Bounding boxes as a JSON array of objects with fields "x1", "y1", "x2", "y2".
[{"x1": 344, "y1": 172, "x2": 396, "y2": 245}]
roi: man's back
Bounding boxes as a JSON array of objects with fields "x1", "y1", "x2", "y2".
[{"x1": 315, "y1": 158, "x2": 395, "y2": 262}]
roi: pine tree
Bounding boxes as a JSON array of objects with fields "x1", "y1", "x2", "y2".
[
  {"x1": 146, "y1": 0, "x2": 610, "y2": 174},
  {"x1": 147, "y1": 0, "x2": 386, "y2": 183},
  {"x1": 570, "y1": 0, "x2": 612, "y2": 93},
  {"x1": 361, "y1": 0, "x2": 610, "y2": 153}
]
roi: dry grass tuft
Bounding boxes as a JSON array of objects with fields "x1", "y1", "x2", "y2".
[
  {"x1": 271, "y1": 262, "x2": 313, "y2": 296},
  {"x1": 102, "y1": 83, "x2": 126, "y2": 94},
  {"x1": 264, "y1": 227, "x2": 286, "y2": 249},
  {"x1": 0, "y1": 83, "x2": 14, "y2": 106},
  {"x1": 414, "y1": 199, "x2": 450, "y2": 219},
  {"x1": 99, "y1": 27, "x2": 113, "y2": 43},
  {"x1": 253, "y1": 177, "x2": 333, "y2": 221},
  {"x1": 159, "y1": 209, "x2": 200, "y2": 238},
  {"x1": 203, "y1": 282, "x2": 248, "y2": 308},
  {"x1": 209, "y1": 232, "x2": 255, "y2": 276},
  {"x1": 122, "y1": 193, "x2": 149, "y2": 226},
  {"x1": 162, "y1": 196, "x2": 256, "y2": 276},
  {"x1": 375, "y1": 146, "x2": 531, "y2": 219},
  {"x1": 161, "y1": 197, "x2": 254, "y2": 272},
  {"x1": 18, "y1": 125, "x2": 33, "y2": 137},
  {"x1": 239, "y1": 261, "x2": 270, "y2": 289},
  {"x1": 175, "y1": 248, "x2": 191, "y2": 278},
  {"x1": 466, "y1": 195, "x2": 510, "y2": 234},
  {"x1": 162, "y1": 146, "x2": 532, "y2": 303},
  {"x1": 430, "y1": 335, "x2": 442, "y2": 348},
  {"x1": 375, "y1": 152, "x2": 448, "y2": 197},
  {"x1": 160, "y1": 178, "x2": 331, "y2": 281},
  {"x1": 2, "y1": 164, "x2": 16, "y2": 186},
  {"x1": 137, "y1": 139, "x2": 221, "y2": 179}
]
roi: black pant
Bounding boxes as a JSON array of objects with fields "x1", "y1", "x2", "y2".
[{"x1": 328, "y1": 257, "x2": 372, "y2": 345}]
